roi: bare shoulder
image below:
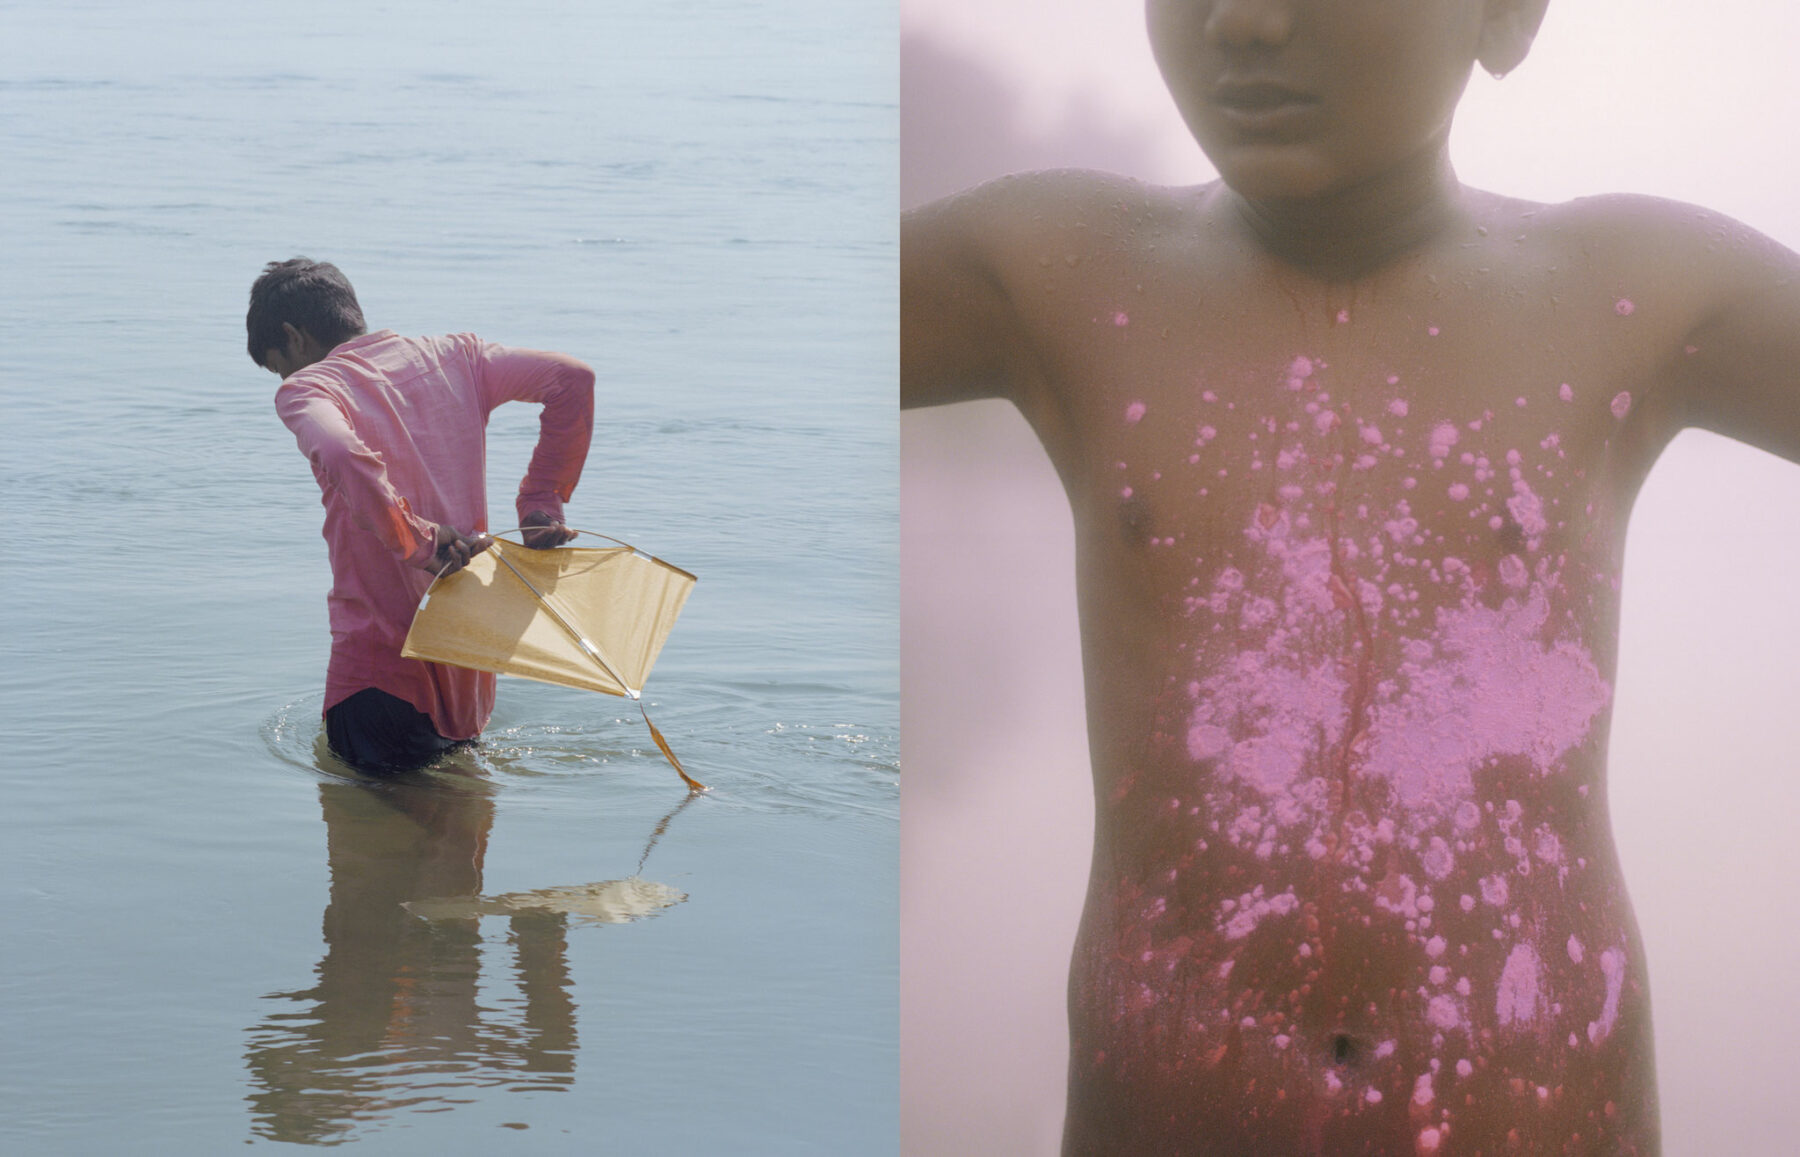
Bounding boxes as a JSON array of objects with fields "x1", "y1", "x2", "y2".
[
  {"x1": 1528, "y1": 191, "x2": 1798, "y2": 288},
  {"x1": 907, "y1": 168, "x2": 1204, "y2": 272},
  {"x1": 902, "y1": 170, "x2": 1211, "y2": 411},
  {"x1": 1521, "y1": 191, "x2": 1800, "y2": 457}
]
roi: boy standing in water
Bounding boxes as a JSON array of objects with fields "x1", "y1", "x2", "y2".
[
  {"x1": 250, "y1": 258, "x2": 592, "y2": 774},
  {"x1": 905, "y1": 1, "x2": 1800, "y2": 1152}
]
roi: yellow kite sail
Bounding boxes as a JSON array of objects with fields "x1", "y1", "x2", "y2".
[{"x1": 401, "y1": 531, "x2": 703, "y2": 790}]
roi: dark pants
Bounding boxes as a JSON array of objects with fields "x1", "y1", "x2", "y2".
[{"x1": 325, "y1": 687, "x2": 467, "y2": 774}]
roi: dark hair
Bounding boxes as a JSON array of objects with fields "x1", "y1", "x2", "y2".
[{"x1": 245, "y1": 257, "x2": 366, "y2": 366}]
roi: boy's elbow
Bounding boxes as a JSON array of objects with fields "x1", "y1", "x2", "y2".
[{"x1": 557, "y1": 358, "x2": 596, "y2": 408}]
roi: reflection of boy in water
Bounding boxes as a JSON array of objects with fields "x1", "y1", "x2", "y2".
[
  {"x1": 905, "y1": 2, "x2": 1800, "y2": 1153},
  {"x1": 244, "y1": 778, "x2": 575, "y2": 1144},
  {"x1": 249, "y1": 258, "x2": 592, "y2": 773}
]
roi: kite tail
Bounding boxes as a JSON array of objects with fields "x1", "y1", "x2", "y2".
[{"x1": 640, "y1": 702, "x2": 707, "y2": 793}]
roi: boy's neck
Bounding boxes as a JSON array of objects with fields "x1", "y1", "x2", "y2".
[{"x1": 1225, "y1": 148, "x2": 1466, "y2": 281}]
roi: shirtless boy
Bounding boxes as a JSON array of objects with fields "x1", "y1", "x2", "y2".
[
  {"x1": 903, "y1": 1, "x2": 1800, "y2": 1153},
  {"x1": 251, "y1": 258, "x2": 591, "y2": 775}
]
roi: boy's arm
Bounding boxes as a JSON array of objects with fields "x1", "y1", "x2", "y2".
[
  {"x1": 276, "y1": 381, "x2": 443, "y2": 570},
  {"x1": 475, "y1": 342, "x2": 596, "y2": 546},
  {"x1": 1669, "y1": 228, "x2": 1800, "y2": 464},
  {"x1": 902, "y1": 182, "x2": 1047, "y2": 412}
]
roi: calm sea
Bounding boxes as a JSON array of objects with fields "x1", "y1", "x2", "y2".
[{"x1": 0, "y1": 1, "x2": 896, "y2": 1152}]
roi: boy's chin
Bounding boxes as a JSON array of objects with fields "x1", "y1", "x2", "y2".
[{"x1": 1207, "y1": 147, "x2": 1345, "y2": 202}]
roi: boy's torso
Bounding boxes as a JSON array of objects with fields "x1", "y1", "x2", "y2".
[{"x1": 990, "y1": 177, "x2": 1690, "y2": 1155}]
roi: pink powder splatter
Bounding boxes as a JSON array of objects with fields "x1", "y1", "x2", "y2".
[
  {"x1": 1427, "y1": 325, "x2": 1440, "y2": 337},
  {"x1": 1515, "y1": 396, "x2": 1527, "y2": 408},
  {"x1": 1567, "y1": 935, "x2": 1585, "y2": 964},
  {"x1": 1113, "y1": 310, "x2": 1130, "y2": 326},
  {"x1": 1422, "y1": 836, "x2": 1454, "y2": 880},
  {"x1": 1360, "y1": 424, "x2": 1384, "y2": 445},
  {"x1": 1505, "y1": 479, "x2": 1547, "y2": 536},
  {"x1": 1387, "y1": 398, "x2": 1408, "y2": 417},
  {"x1": 1219, "y1": 886, "x2": 1299, "y2": 940},
  {"x1": 1428, "y1": 422, "x2": 1459, "y2": 459},
  {"x1": 1614, "y1": 298, "x2": 1634, "y2": 316},
  {"x1": 1120, "y1": 487, "x2": 1134, "y2": 499},
  {"x1": 1419, "y1": 1127, "x2": 1442, "y2": 1153},
  {"x1": 1611, "y1": 391, "x2": 1633, "y2": 420},
  {"x1": 1125, "y1": 401, "x2": 1146, "y2": 424},
  {"x1": 1447, "y1": 483, "x2": 1469, "y2": 502},
  {"x1": 1495, "y1": 944, "x2": 1542, "y2": 1027},
  {"x1": 1425, "y1": 994, "x2": 1461, "y2": 1030},
  {"x1": 1289, "y1": 354, "x2": 1314, "y2": 380},
  {"x1": 1202, "y1": 389, "x2": 1218, "y2": 403},
  {"x1": 1360, "y1": 590, "x2": 1610, "y2": 811},
  {"x1": 1337, "y1": 309, "x2": 1351, "y2": 324},
  {"x1": 1588, "y1": 948, "x2": 1626, "y2": 1043},
  {"x1": 1559, "y1": 383, "x2": 1574, "y2": 402},
  {"x1": 1497, "y1": 555, "x2": 1527, "y2": 589}
]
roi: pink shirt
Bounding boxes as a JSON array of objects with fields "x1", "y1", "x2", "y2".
[{"x1": 276, "y1": 331, "x2": 594, "y2": 739}]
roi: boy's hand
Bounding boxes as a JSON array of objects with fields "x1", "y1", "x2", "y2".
[
  {"x1": 520, "y1": 509, "x2": 576, "y2": 549},
  {"x1": 423, "y1": 523, "x2": 493, "y2": 576}
]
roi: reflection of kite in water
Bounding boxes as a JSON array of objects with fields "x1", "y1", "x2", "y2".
[
  {"x1": 402, "y1": 790, "x2": 699, "y2": 927},
  {"x1": 401, "y1": 530, "x2": 704, "y2": 791}
]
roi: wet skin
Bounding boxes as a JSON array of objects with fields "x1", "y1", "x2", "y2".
[
  {"x1": 905, "y1": 2, "x2": 1800, "y2": 1150},
  {"x1": 903, "y1": 159, "x2": 1800, "y2": 1157}
]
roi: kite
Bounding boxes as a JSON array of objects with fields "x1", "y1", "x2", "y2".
[{"x1": 401, "y1": 529, "x2": 704, "y2": 791}]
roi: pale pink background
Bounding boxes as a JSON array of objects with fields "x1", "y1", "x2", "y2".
[{"x1": 902, "y1": 2, "x2": 1800, "y2": 1153}]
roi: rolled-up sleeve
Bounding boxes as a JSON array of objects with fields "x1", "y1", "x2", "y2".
[
  {"x1": 276, "y1": 381, "x2": 438, "y2": 567},
  {"x1": 474, "y1": 340, "x2": 595, "y2": 525}
]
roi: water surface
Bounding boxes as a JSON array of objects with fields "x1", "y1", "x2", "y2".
[{"x1": 1, "y1": 2, "x2": 896, "y2": 1151}]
